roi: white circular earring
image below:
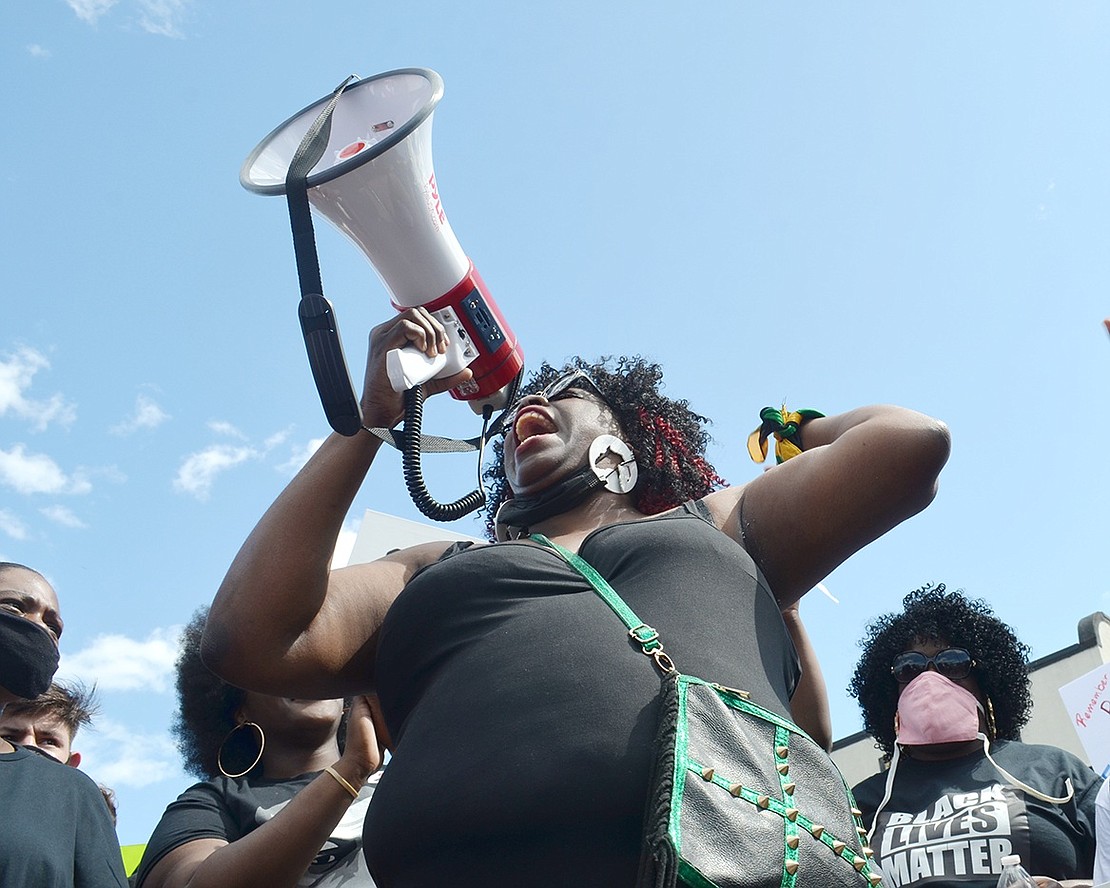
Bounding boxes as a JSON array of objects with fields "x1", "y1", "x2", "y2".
[{"x1": 589, "y1": 435, "x2": 638, "y2": 494}]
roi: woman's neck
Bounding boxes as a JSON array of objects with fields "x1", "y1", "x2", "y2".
[
  {"x1": 900, "y1": 738, "x2": 983, "y2": 762},
  {"x1": 261, "y1": 739, "x2": 342, "y2": 780},
  {"x1": 527, "y1": 490, "x2": 645, "y2": 549}
]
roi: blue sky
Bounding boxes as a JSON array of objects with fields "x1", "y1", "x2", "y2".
[{"x1": 3, "y1": 0, "x2": 1109, "y2": 846}]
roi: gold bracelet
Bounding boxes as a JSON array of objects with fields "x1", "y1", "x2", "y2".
[{"x1": 324, "y1": 765, "x2": 361, "y2": 801}]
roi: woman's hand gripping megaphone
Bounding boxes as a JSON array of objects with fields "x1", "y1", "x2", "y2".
[
  {"x1": 384, "y1": 306, "x2": 476, "y2": 393},
  {"x1": 361, "y1": 307, "x2": 473, "y2": 430}
]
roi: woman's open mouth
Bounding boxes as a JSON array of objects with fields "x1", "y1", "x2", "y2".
[{"x1": 513, "y1": 409, "x2": 557, "y2": 445}]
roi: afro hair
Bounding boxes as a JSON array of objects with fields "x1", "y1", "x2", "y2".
[
  {"x1": 483, "y1": 356, "x2": 728, "y2": 539},
  {"x1": 848, "y1": 583, "x2": 1032, "y2": 758}
]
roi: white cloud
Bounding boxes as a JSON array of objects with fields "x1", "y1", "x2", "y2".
[
  {"x1": 173, "y1": 444, "x2": 257, "y2": 500},
  {"x1": 0, "y1": 509, "x2": 29, "y2": 541},
  {"x1": 264, "y1": 428, "x2": 292, "y2": 450},
  {"x1": 77, "y1": 717, "x2": 181, "y2": 789},
  {"x1": 172, "y1": 425, "x2": 300, "y2": 500},
  {"x1": 89, "y1": 464, "x2": 127, "y2": 485},
  {"x1": 0, "y1": 444, "x2": 91, "y2": 496},
  {"x1": 58, "y1": 626, "x2": 183, "y2": 693},
  {"x1": 207, "y1": 420, "x2": 246, "y2": 439},
  {"x1": 66, "y1": 0, "x2": 119, "y2": 24},
  {"x1": 66, "y1": 0, "x2": 191, "y2": 39},
  {"x1": 278, "y1": 436, "x2": 325, "y2": 475},
  {"x1": 111, "y1": 393, "x2": 170, "y2": 435},
  {"x1": 0, "y1": 347, "x2": 76, "y2": 431},
  {"x1": 27, "y1": 44, "x2": 51, "y2": 58},
  {"x1": 136, "y1": 0, "x2": 189, "y2": 38},
  {"x1": 40, "y1": 504, "x2": 87, "y2": 529}
]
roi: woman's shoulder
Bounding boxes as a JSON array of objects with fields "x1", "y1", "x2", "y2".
[
  {"x1": 992, "y1": 740, "x2": 1104, "y2": 804},
  {"x1": 992, "y1": 739, "x2": 1092, "y2": 770}
]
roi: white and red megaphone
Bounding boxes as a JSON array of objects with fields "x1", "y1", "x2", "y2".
[{"x1": 240, "y1": 68, "x2": 523, "y2": 431}]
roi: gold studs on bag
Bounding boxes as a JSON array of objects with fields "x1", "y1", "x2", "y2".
[{"x1": 691, "y1": 757, "x2": 880, "y2": 887}]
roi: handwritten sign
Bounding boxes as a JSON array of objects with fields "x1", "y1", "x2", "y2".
[{"x1": 1058, "y1": 663, "x2": 1110, "y2": 778}]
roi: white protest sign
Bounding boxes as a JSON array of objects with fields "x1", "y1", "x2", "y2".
[{"x1": 1059, "y1": 662, "x2": 1110, "y2": 778}]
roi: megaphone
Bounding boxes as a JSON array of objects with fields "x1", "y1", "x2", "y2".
[
  {"x1": 240, "y1": 68, "x2": 523, "y2": 424},
  {"x1": 239, "y1": 69, "x2": 524, "y2": 522}
]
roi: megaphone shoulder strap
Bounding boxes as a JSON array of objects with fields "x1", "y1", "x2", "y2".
[{"x1": 285, "y1": 76, "x2": 366, "y2": 438}]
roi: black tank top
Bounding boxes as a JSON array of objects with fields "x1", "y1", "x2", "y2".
[{"x1": 364, "y1": 503, "x2": 799, "y2": 887}]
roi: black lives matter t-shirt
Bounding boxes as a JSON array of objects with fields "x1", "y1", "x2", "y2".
[{"x1": 853, "y1": 740, "x2": 1101, "y2": 888}]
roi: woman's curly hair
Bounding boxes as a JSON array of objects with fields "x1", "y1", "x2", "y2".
[
  {"x1": 173, "y1": 607, "x2": 349, "y2": 779},
  {"x1": 172, "y1": 607, "x2": 249, "y2": 779},
  {"x1": 482, "y1": 356, "x2": 728, "y2": 540},
  {"x1": 847, "y1": 583, "x2": 1033, "y2": 758}
]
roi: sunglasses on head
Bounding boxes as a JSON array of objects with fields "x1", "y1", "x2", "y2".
[
  {"x1": 891, "y1": 647, "x2": 975, "y2": 684},
  {"x1": 499, "y1": 371, "x2": 605, "y2": 437}
]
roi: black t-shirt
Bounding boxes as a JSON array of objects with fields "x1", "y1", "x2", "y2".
[
  {"x1": 0, "y1": 744, "x2": 127, "y2": 887},
  {"x1": 852, "y1": 740, "x2": 1102, "y2": 888},
  {"x1": 133, "y1": 771, "x2": 378, "y2": 887},
  {"x1": 364, "y1": 505, "x2": 800, "y2": 887}
]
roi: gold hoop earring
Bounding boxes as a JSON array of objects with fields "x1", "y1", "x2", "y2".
[{"x1": 217, "y1": 722, "x2": 265, "y2": 778}]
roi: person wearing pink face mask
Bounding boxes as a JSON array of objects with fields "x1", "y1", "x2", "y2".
[{"x1": 849, "y1": 584, "x2": 1102, "y2": 888}]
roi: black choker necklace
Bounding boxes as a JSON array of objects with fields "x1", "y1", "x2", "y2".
[{"x1": 496, "y1": 466, "x2": 604, "y2": 535}]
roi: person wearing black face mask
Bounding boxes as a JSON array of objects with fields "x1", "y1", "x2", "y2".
[{"x1": 0, "y1": 561, "x2": 128, "y2": 888}]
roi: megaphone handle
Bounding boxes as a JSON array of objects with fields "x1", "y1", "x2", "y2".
[{"x1": 386, "y1": 345, "x2": 449, "y2": 392}]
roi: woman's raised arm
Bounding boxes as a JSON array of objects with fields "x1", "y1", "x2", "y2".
[
  {"x1": 202, "y1": 309, "x2": 472, "y2": 697},
  {"x1": 707, "y1": 405, "x2": 950, "y2": 607}
]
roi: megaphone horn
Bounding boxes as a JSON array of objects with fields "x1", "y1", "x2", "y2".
[{"x1": 240, "y1": 68, "x2": 524, "y2": 432}]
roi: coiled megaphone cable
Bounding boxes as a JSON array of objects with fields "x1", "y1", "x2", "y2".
[{"x1": 401, "y1": 386, "x2": 490, "y2": 521}]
